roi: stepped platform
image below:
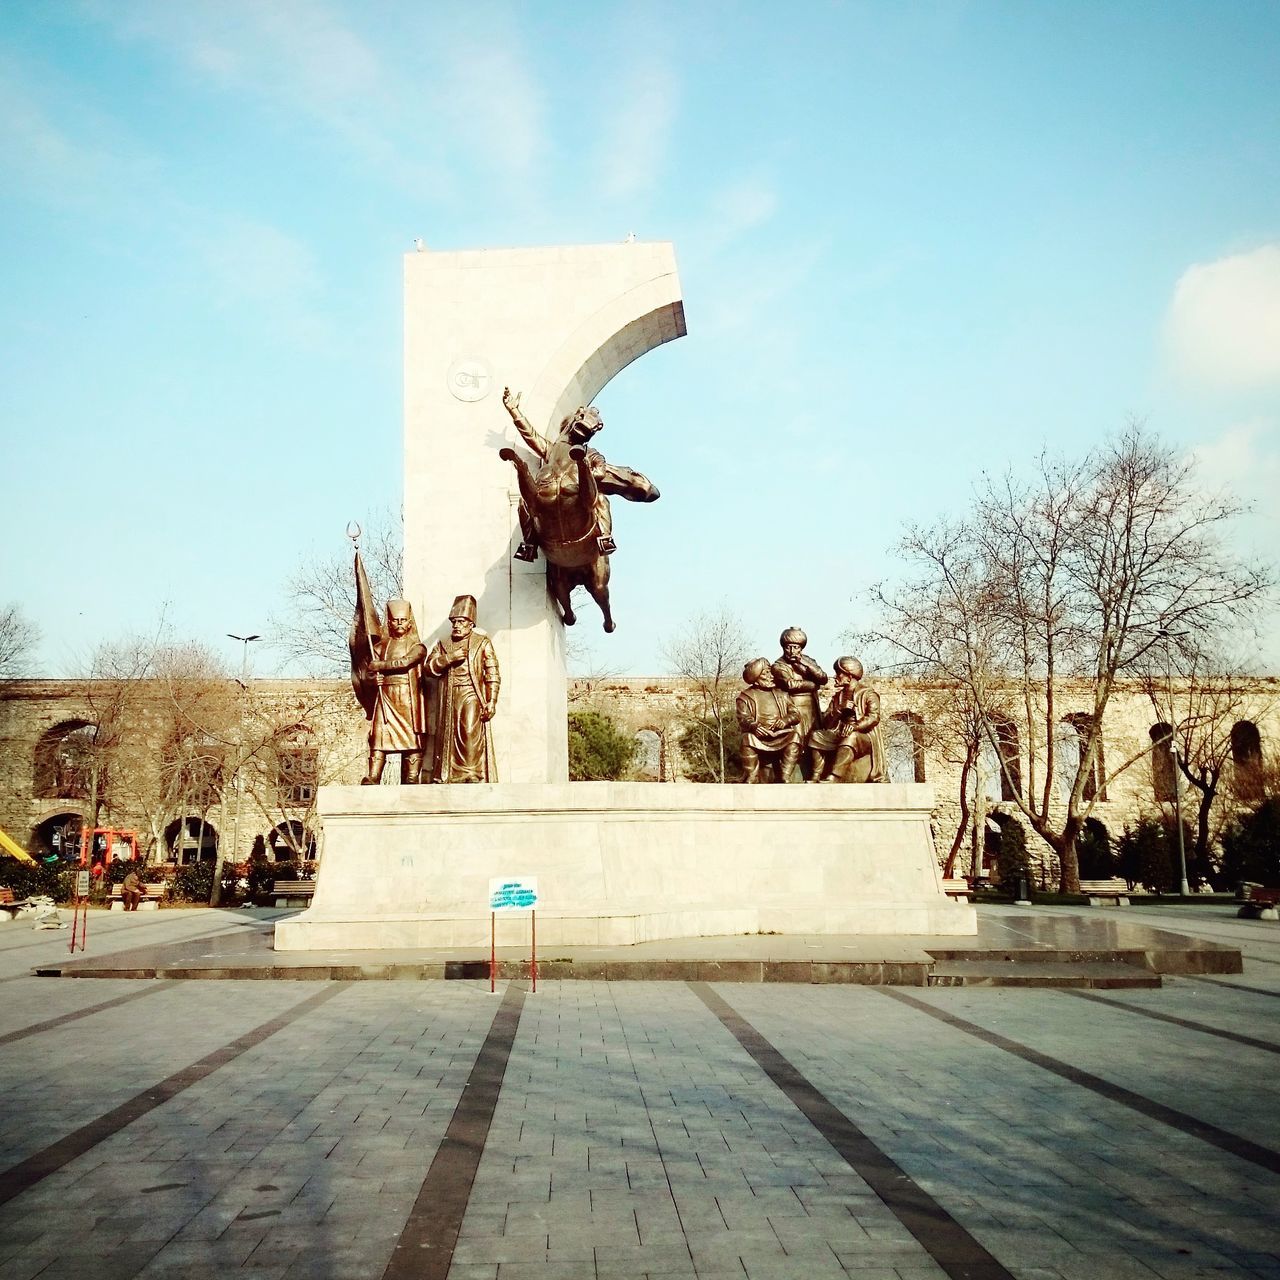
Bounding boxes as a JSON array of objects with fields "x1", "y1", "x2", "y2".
[{"x1": 36, "y1": 906, "x2": 1241, "y2": 987}]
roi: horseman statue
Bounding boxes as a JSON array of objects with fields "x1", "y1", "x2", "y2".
[{"x1": 499, "y1": 388, "x2": 660, "y2": 632}]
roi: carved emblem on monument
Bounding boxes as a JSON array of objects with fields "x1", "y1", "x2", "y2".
[
  {"x1": 447, "y1": 357, "x2": 492, "y2": 402},
  {"x1": 498, "y1": 388, "x2": 661, "y2": 633}
]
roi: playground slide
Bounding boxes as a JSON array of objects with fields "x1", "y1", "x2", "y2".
[{"x1": 0, "y1": 826, "x2": 37, "y2": 865}]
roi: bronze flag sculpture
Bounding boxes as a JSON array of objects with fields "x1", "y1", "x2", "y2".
[
  {"x1": 350, "y1": 551, "x2": 428, "y2": 785},
  {"x1": 500, "y1": 388, "x2": 659, "y2": 632}
]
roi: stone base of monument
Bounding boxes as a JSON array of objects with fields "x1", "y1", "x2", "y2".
[{"x1": 273, "y1": 783, "x2": 975, "y2": 951}]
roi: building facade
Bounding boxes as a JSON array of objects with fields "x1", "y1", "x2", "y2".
[{"x1": 2, "y1": 675, "x2": 1273, "y2": 882}]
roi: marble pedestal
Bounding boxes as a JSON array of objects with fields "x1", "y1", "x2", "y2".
[{"x1": 273, "y1": 783, "x2": 976, "y2": 951}]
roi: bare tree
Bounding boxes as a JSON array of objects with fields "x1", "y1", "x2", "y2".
[
  {"x1": 868, "y1": 424, "x2": 1270, "y2": 892},
  {"x1": 84, "y1": 635, "x2": 235, "y2": 871},
  {"x1": 0, "y1": 604, "x2": 39, "y2": 678},
  {"x1": 1141, "y1": 641, "x2": 1276, "y2": 884},
  {"x1": 270, "y1": 509, "x2": 403, "y2": 675},
  {"x1": 662, "y1": 606, "x2": 753, "y2": 783}
]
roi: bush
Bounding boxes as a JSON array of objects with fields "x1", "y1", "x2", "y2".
[
  {"x1": 247, "y1": 852, "x2": 275, "y2": 902},
  {"x1": 1117, "y1": 818, "x2": 1176, "y2": 892},
  {"x1": 677, "y1": 715, "x2": 742, "y2": 783},
  {"x1": 568, "y1": 711, "x2": 639, "y2": 781},
  {"x1": 0, "y1": 861, "x2": 77, "y2": 902},
  {"x1": 1076, "y1": 818, "x2": 1114, "y2": 880},
  {"x1": 1220, "y1": 796, "x2": 1280, "y2": 889},
  {"x1": 171, "y1": 862, "x2": 215, "y2": 903},
  {"x1": 990, "y1": 813, "x2": 1032, "y2": 895}
]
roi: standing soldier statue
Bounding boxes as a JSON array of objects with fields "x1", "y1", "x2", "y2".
[{"x1": 350, "y1": 543, "x2": 428, "y2": 784}]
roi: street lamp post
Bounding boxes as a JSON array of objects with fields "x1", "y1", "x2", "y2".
[
  {"x1": 1157, "y1": 628, "x2": 1191, "y2": 897},
  {"x1": 222, "y1": 633, "x2": 261, "y2": 905}
]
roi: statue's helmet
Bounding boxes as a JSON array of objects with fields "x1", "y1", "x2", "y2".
[
  {"x1": 833, "y1": 656, "x2": 864, "y2": 679},
  {"x1": 742, "y1": 657, "x2": 772, "y2": 685},
  {"x1": 448, "y1": 594, "x2": 478, "y2": 624},
  {"x1": 779, "y1": 627, "x2": 807, "y2": 649}
]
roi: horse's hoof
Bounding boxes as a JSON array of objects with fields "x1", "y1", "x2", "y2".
[
  {"x1": 568, "y1": 444, "x2": 586, "y2": 461},
  {"x1": 499, "y1": 447, "x2": 518, "y2": 462},
  {"x1": 603, "y1": 619, "x2": 616, "y2": 633},
  {"x1": 562, "y1": 611, "x2": 576, "y2": 626}
]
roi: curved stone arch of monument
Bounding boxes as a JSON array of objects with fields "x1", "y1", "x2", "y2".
[{"x1": 523, "y1": 277, "x2": 687, "y2": 432}]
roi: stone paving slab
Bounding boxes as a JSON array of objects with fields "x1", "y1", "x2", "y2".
[{"x1": 0, "y1": 907, "x2": 1272, "y2": 1277}]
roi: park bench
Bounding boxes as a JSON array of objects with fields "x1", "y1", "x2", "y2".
[
  {"x1": 1079, "y1": 878, "x2": 1131, "y2": 907},
  {"x1": 272, "y1": 880, "x2": 317, "y2": 908},
  {"x1": 107, "y1": 881, "x2": 166, "y2": 911},
  {"x1": 1237, "y1": 883, "x2": 1280, "y2": 920},
  {"x1": 940, "y1": 878, "x2": 970, "y2": 902}
]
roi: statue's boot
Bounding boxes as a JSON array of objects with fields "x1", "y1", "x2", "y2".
[
  {"x1": 780, "y1": 744, "x2": 802, "y2": 782},
  {"x1": 808, "y1": 749, "x2": 828, "y2": 782},
  {"x1": 401, "y1": 751, "x2": 423, "y2": 784},
  {"x1": 823, "y1": 746, "x2": 855, "y2": 782},
  {"x1": 361, "y1": 751, "x2": 386, "y2": 785}
]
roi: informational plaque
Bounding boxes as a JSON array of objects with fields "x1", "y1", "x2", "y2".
[{"x1": 488, "y1": 877, "x2": 538, "y2": 912}]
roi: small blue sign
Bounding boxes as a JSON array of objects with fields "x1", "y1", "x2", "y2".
[{"x1": 488, "y1": 877, "x2": 538, "y2": 912}]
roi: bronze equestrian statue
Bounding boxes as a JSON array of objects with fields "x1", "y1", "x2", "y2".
[{"x1": 500, "y1": 388, "x2": 659, "y2": 632}]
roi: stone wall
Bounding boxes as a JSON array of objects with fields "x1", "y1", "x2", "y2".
[{"x1": 3, "y1": 674, "x2": 1274, "y2": 878}]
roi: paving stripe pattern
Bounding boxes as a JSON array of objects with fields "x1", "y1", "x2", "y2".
[
  {"x1": 382, "y1": 979, "x2": 527, "y2": 1280},
  {"x1": 879, "y1": 988, "x2": 1280, "y2": 1177},
  {"x1": 1187, "y1": 975, "x2": 1280, "y2": 998},
  {"x1": 722, "y1": 981, "x2": 1280, "y2": 1279},
  {"x1": 0, "y1": 984, "x2": 345, "y2": 1208},
  {"x1": 1063, "y1": 989, "x2": 1280, "y2": 1053},
  {"x1": 0, "y1": 983, "x2": 165, "y2": 1046},
  {"x1": 691, "y1": 981, "x2": 1016, "y2": 1280}
]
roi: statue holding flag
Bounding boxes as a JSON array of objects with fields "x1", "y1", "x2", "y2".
[{"x1": 350, "y1": 536, "x2": 429, "y2": 785}]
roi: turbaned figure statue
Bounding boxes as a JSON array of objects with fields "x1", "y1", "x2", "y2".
[
  {"x1": 807, "y1": 656, "x2": 887, "y2": 783},
  {"x1": 425, "y1": 594, "x2": 500, "y2": 783},
  {"x1": 737, "y1": 658, "x2": 803, "y2": 783}
]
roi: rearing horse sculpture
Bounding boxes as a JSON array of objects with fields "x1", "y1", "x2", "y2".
[{"x1": 500, "y1": 387, "x2": 659, "y2": 632}]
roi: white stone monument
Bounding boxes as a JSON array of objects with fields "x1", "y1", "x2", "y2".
[
  {"x1": 274, "y1": 240, "x2": 977, "y2": 953},
  {"x1": 402, "y1": 240, "x2": 686, "y2": 784}
]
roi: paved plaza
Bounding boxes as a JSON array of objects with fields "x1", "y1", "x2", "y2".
[{"x1": 0, "y1": 905, "x2": 1276, "y2": 1279}]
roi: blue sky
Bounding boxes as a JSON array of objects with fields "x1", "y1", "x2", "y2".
[{"x1": 2, "y1": 0, "x2": 1278, "y2": 679}]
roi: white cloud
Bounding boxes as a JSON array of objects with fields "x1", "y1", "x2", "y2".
[
  {"x1": 437, "y1": 40, "x2": 548, "y2": 184},
  {"x1": 1165, "y1": 244, "x2": 1280, "y2": 388},
  {"x1": 1190, "y1": 418, "x2": 1280, "y2": 571},
  {"x1": 596, "y1": 63, "x2": 679, "y2": 202},
  {"x1": 199, "y1": 217, "x2": 321, "y2": 308}
]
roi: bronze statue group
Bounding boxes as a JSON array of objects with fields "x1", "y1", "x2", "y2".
[
  {"x1": 738, "y1": 629, "x2": 886, "y2": 785},
  {"x1": 349, "y1": 397, "x2": 884, "y2": 788},
  {"x1": 351, "y1": 588, "x2": 499, "y2": 786}
]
